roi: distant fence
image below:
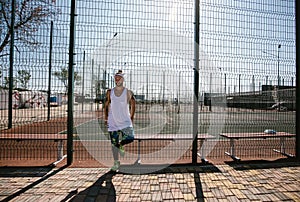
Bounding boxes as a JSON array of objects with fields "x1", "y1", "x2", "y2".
[{"x1": 206, "y1": 87, "x2": 296, "y2": 111}]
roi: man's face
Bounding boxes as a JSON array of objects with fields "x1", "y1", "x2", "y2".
[{"x1": 114, "y1": 75, "x2": 123, "y2": 86}]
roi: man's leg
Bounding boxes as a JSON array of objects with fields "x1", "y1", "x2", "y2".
[
  {"x1": 118, "y1": 127, "x2": 134, "y2": 157},
  {"x1": 109, "y1": 131, "x2": 120, "y2": 171}
]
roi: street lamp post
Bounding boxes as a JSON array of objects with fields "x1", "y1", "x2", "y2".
[
  {"x1": 263, "y1": 44, "x2": 281, "y2": 110},
  {"x1": 104, "y1": 33, "x2": 118, "y2": 90},
  {"x1": 277, "y1": 44, "x2": 281, "y2": 88},
  {"x1": 277, "y1": 44, "x2": 281, "y2": 111},
  {"x1": 263, "y1": 44, "x2": 281, "y2": 88}
]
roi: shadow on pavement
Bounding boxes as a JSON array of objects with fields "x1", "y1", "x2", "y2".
[
  {"x1": 225, "y1": 157, "x2": 300, "y2": 170},
  {"x1": 0, "y1": 166, "x2": 54, "y2": 177},
  {"x1": 118, "y1": 163, "x2": 219, "y2": 202},
  {"x1": 62, "y1": 164, "x2": 218, "y2": 202},
  {"x1": 1, "y1": 165, "x2": 68, "y2": 202},
  {"x1": 118, "y1": 163, "x2": 222, "y2": 175},
  {"x1": 194, "y1": 171, "x2": 205, "y2": 202},
  {"x1": 64, "y1": 171, "x2": 116, "y2": 202}
]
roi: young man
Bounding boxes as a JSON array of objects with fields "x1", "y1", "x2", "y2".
[{"x1": 104, "y1": 70, "x2": 135, "y2": 171}]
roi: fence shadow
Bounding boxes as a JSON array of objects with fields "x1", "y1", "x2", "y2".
[
  {"x1": 0, "y1": 165, "x2": 68, "y2": 202},
  {"x1": 225, "y1": 157, "x2": 300, "y2": 170},
  {"x1": 0, "y1": 165, "x2": 55, "y2": 177}
]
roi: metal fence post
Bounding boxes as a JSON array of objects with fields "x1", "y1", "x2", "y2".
[
  {"x1": 47, "y1": 21, "x2": 53, "y2": 121},
  {"x1": 8, "y1": 0, "x2": 16, "y2": 129},
  {"x1": 296, "y1": 0, "x2": 300, "y2": 160},
  {"x1": 192, "y1": 0, "x2": 200, "y2": 164},
  {"x1": 81, "y1": 51, "x2": 85, "y2": 113},
  {"x1": 67, "y1": 0, "x2": 77, "y2": 166}
]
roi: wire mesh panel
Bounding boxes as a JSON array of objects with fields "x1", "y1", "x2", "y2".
[
  {"x1": 72, "y1": 0, "x2": 295, "y2": 168},
  {"x1": 73, "y1": 1, "x2": 202, "y2": 169},
  {"x1": 200, "y1": 0, "x2": 296, "y2": 161},
  {"x1": 0, "y1": 0, "x2": 296, "y2": 166},
  {"x1": 0, "y1": 1, "x2": 70, "y2": 164}
]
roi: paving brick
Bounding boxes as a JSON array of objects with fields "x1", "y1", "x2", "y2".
[
  {"x1": 221, "y1": 187, "x2": 234, "y2": 196},
  {"x1": 117, "y1": 193, "x2": 130, "y2": 201},
  {"x1": 150, "y1": 185, "x2": 160, "y2": 191},
  {"x1": 171, "y1": 190, "x2": 184, "y2": 199},
  {"x1": 210, "y1": 187, "x2": 227, "y2": 199},
  {"x1": 226, "y1": 196, "x2": 242, "y2": 202},
  {"x1": 230, "y1": 188, "x2": 248, "y2": 199},
  {"x1": 0, "y1": 164, "x2": 299, "y2": 201},
  {"x1": 140, "y1": 184, "x2": 151, "y2": 193},
  {"x1": 151, "y1": 192, "x2": 162, "y2": 202},
  {"x1": 140, "y1": 193, "x2": 152, "y2": 201},
  {"x1": 178, "y1": 183, "x2": 191, "y2": 193},
  {"x1": 203, "y1": 191, "x2": 214, "y2": 198},
  {"x1": 283, "y1": 192, "x2": 300, "y2": 201},
  {"x1": 161, "y1": 191, "x2": 173, "y2": 200},
  {"x1": 183, "y1": 193, "x2": 195, "y2": 201},
  {"x1": 240, "y1": 189, "x2": 260, "y2": 201}
]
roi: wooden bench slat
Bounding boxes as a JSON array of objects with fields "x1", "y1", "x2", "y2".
[
  {"x1": 0, "y1": 134, "x2": 67, "y2": 140},
  {"x1": 135, "y1": 133, "x2": 215, "y2": 140},
  {"x1": 220, "y1": 132, "x2": 295, "y2": 139},
  {"x1": 220, "y1": 132, "x2": 296, "y2": 161}
]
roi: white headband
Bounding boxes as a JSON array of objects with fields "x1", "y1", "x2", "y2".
[{"x1": 115, "y1": 70, "x2": 124, "y2": 78}]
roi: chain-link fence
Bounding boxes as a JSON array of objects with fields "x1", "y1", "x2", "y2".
[{"x1": 0, "y1": 0, "x2": 297, "y2": 166}]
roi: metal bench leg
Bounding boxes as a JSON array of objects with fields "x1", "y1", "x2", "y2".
[
  {"x1": 197, "y1": 139, "x2": 209, "y2": 164},
  {"x1": 52, "y1": 140, "x2": 67, "y2": 166},
  {"x1": 137, "y1": 140, "x2": 141, "y2": 164},
  {"x1": 273, "y1": 137, "x2": 294, "y2": 158},
  {"x1": 57, "y1": 140, "x2": 63, "y2": 161},
  {"x1": 225, "y1": 139, "x2": 240, "y2": 161}
]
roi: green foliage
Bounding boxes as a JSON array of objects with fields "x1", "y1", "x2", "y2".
[
  {"x1": 3, "y1": 76, "x2": 16, "y2": 89},
  {"x1": 53, "y1": 67, "x2": 81, "y2": 94},
  {"x1": 1, "y1": 70, "x2": 31, "y2": 89},
  {"x1": 17, "y1": 70, "x2": 31, "y2": 89}
]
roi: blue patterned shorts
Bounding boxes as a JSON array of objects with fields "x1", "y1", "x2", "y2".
[{"x1": 109, "y1": 127, "x2": 134, "y2": 146}]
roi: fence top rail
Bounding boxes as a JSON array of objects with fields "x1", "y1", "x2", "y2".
[
  {"x1": 0, "y1": 134, "x2": 67, "y2": 140},
  {"x1": 220, "y1": 132, "x2": 295, "y2": 139}
]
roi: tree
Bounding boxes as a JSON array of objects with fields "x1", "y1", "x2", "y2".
[
  {"x1": 53, "y1": 67, "x2": 81, "y2": 94},
  {"x1": 0, "y1": 69, "x2": 31, "y2": 89},
  {"x1": 0, "y1": 0, "x2": 59, "y2": 58},
  {"x1": 3, "y1": 76, "x2": 16, "y2": 89},
  {"x1": 17, "y1": 69, "x2": 31, "y2": 89}
]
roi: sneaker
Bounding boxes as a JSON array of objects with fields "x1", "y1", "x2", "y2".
[
  {"x1": 111, "y1": 160, "x2": 120, "y2": 171},
  {"x1": 119, "y1": 145, "x2": 125, "y2": 157}
]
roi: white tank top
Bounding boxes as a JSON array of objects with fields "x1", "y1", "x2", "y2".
[{"x1": 108, "y1": 88, "x2": 132, "y2": 131}]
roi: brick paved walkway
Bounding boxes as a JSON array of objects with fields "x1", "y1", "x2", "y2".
[{"x1": 0, "y1": 161, "x2": 299, "y2": 202}]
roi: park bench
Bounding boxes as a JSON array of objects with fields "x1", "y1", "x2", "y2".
[
  {"x1": 220, "y1": 132, "x2": 296, "y2": 161},
  {"x1": 134, "y1": 133, "x2": 215, "y2": 164},
  {"x1": 0, "y1": 133, "x2": 68, "y2": 166}
]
